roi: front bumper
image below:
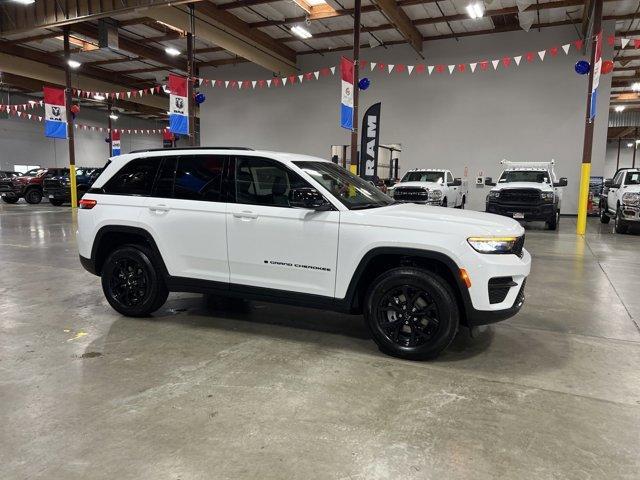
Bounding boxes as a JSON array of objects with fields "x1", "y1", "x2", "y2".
[
  {"x1": 394, "y1": 199, "x2": 443, "y2": 206},
  {"x1": 486, "y1": 201, "x2": 555, "y2": 221},
  {"x1": 619, "y1": 204, "x2": 640, "y2": 222},
  {"x1": 0, "y1": 183, "x2": 24, "y2": 199},
  {"x1": 467, "y1": 280, "x2": 526, "y2": 326}
]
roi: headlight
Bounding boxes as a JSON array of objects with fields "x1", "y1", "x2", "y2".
[
  {"x1": 428, "y1": 190, "x2": 442, "y2": 201},
  {"x1": 488, "y1": 191, "x2": 500, "y2": 199},
  {"x1": 467, "y1": 236, "x2": 520, "y2": 254},
  {"x1": 622, "y1": 192, "x2": 640, "y2": 206},
  {"x1": 540, "y1": 191, "x2": 554, "y2": 203}
]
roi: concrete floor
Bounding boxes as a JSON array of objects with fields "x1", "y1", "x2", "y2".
[{"x1": 1, "y1": 202, "x2": 639, "y2": 480}]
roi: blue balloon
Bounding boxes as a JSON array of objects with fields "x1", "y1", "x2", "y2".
[
  {"x1": 358, "y1": 77, "x2": 370, "y2": 90},
  {"x1": 194, "y1": 92, "x2": 206, "y2": 105},
  {"x1": 575, "y1": 60, "x2": 590, "y2": 75}
]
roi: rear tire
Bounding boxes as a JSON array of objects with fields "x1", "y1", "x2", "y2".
[
  {"x1": 599, "y1": 202, "x2": 610, "y2": 224},
  {"x1": 364, "y1": 267, "x2": 459, "y2": 360},
  {"x1": 441, "y1": 197, "x2": 447, "y2": 208},
  {"x1": 1, "y1": 196, "x2": 19, "y2": 204},
  {"x1": 615, "y1": 206, "x2": 628, "y2": 234},
  {"x1": 24, "y1": 189, "x2": 42, "y2": 204},
  {"x1": 101, "y1": 245, "x2": 168, "y2": 317}
]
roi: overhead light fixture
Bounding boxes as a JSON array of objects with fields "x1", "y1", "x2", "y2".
[
  {"x1": 632, "y1": 82, "x2": 640, "y2": 92},
  {"x1": 67, "y1": 59, "x2": 81, "y2": 69},
  {"x1": 11, "y1": 0, "x2": 35, "y2": 5},
  {"x1": 627, "y1": 143, "x2": 634, "y2": 147},
  {"x1": 109, "y1": 113, "x2": 119, "y2": 120},
  {"x1": 93, "y1": 93, "x2": 105, "y2": 101},
  {"x1": 291, "y1": 25, "x2": 313, "y2": 39},
  {"x1": 466, "y1": 2, "x2": 484, "y2": 19},
  {"x1": 164, "y1": 47, "x2": 181, "y2": 56},
  {"x1": 615, "y1": 105, "x2": 626, "y2": 112}
]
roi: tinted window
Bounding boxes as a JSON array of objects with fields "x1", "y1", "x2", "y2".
[
  {"x1": 613, "y1": 172, "x2": 624, "y2": 186},
  {"x1": 152, "y1": 157, "x2": 177, "y2": 198},
  {"x1": 499, "y1": 170, "x2": 549, "y2": 183},
  {"x1": 174, "y1": 155, "x2": 224, "y2": 201},
  {"x1": 234, "y1": 157, "x2": 308, "y2": 207},
  {"x1": 446, "y1": 172, "x2": 454, "y2": 184},
  {"x1": 401, "y1": 171, "x2": 444, "y2": 183},
  {"x1": 103, "y1": 157, "x2": 160, "y2": 196}
]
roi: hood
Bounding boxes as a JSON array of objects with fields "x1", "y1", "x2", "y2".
[
  {"x1": 393, "y1": 181, "x2": 444, "y2": 190},
  {"x1": 345, "y1": 203, "x2": 524, "y2": 237},
  {"x1": 491, "y1": 182, "x2": 553, "y2": 192},
  {"x1": 622, "y1": 185, "x2": 640, "y2": 194}
]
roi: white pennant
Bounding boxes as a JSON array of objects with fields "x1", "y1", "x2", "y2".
[
  {"x1": 514, "y1": 55, "x2": 522, "y2": 66},
  {"x1": 407, "y1": 65, "x2": 414, "y2": 75},
  {"x1": 562, "y1": 44, "x2": 570, "y2": 55},
  {"x1": 314, "y1": 71, "x2": 319, "y2": 80},
  {"x1": 330, "y1": 66, "x2": 336, "y2": 74},
  {"x1": 138, "y1": 89, "x2": 144, "y2": 96},
  {"x1": 126, "y1": 91, "x2": 131, "y2": 98},
  {"x1": 282, "y1": 77, "x2": 288, "y2": 86},
  {"x1": 470, "y1": 62, "x2": 477, "y2": 72},
  {"x1": 388, "y1": 64, "x2": 395, "y2": 73},
  {"x1": 199, "y1": 78, "x2": 204, "y2": 86},
  {"x1": 448, "y1": 64, "x2": 455, "y2": 74},
  {"x1": 538, "y1": 50, "x2": 546, "y2": 61},
  {"x1": 621, "y1": 38, "x2": 630, "y2": 49},
  {"x1": 267, "y1": 79, "x2": 272, "y2": 87},
  {"x1": 298, "y1": 74, "x2": 303, "y2": 83},
  {"x1": 492, "y1": 59, "x2": 500, "y2": 70},
  {"x1": 428, "y1": 65, "x2": 434, "y2": 75},
  {"x1": 252, "y1": 80, "x2": 257, "y2": 89},
  {"x1": 28, "y1": 114, "x2": 32, "y2": 119},
  {"x1": 370, "y1": 62, "x2": 377, "y2": 71},
  {"x1": 225, "y1": 80, "x2": 230, "y2": 88},
  {"x1": 115, "y1": 93, "x2": 120, "y2": 99}
]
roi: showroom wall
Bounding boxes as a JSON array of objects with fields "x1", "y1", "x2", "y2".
[
  {"x1": 200, "y1": 24, "x2": 614, "y2": 213},
  {"x1": 0, "y1": 96, "x2": 164, "y2": 171},
  {"x1": 604, "y1": 140, "x2": 638, "y2": 178}
]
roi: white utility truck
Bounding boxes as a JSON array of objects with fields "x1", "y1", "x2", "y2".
[
  {"x1": 600, "y1": 168, "x2": 640, "y2": 234},
  {"x1": 389, "y1": 169, "x2": 468, "y2": 208}
]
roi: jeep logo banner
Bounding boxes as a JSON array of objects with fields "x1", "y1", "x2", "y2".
[
  {"x1": 359, "y1": 102, "x2": 381, "y2": 181},
  {"x1": 43, "y1": 86, "x2": 67, "y2": 139},
  {"x1": 168, "y1": 74, "x2": 189, "y2": 135}
]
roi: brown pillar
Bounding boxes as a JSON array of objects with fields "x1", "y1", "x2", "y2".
[
  {"x1": 63, "y1": 27, "x2": 78, "y2": 208},
  {"x1": 349, "y1": 0, "x2": 361, "y2": 174}
]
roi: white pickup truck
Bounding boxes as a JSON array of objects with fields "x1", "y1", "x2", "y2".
[
  {"x1": 600, "y1": 168, "x2": 640, "y2": 234},
  {"x1": 389, "y1": 169, "x2": 468, "y2": 208}
]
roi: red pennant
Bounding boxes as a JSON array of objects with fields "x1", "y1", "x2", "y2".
[
  {"x1": 502, "y1": 56, "x2": 511, "y2": 67},
  {"x1": 242, "y1": 80, "x2": 250, "y2": 89},
  {"x1": 607, "y1": 34, "x2": 615, "y2": 46},
  {"x1": 273, "y1": 77, "x2": 282, "y2": 87},
  {"x1": 573, "y1": 39, "x2": 583, "y2": 50},
  {"x1": 635, "y1": 39, "x2": 640, "y2": 49},
  {"x1": 435, "y1": 64, "x2": 445, "y2": 73},
  {"x1": 550, "y1": 46, "x2": 559, "y2": 57},
  {"x1": 395, "y1": 64, "x2": 406, "y2": 73},
  {"x1": 258, "y1": 79, "x2": 266, "y2": 88},
  {"x1": 415, "y1": 64, "x2": 426, "y2": 74},
  {"x1": 304, "y1": 72, "x2": 313, "y2": 81},
  {"x1": 525, "y1": 52, "x2": 535, "y2": 63},
  {"x1": 360, "y1": 60, "x2": 368, "y2": 70},
  {"x1": 479, "y1": 60, "x2": 489, "y2": 71},
  {"x1": 288, "y1": 75, "x2": 296, "y2": 84},
  {"x1": 377, "y1": 62, "x2": 386, "y2": 71},
  {"x1": 320, "y1": 68, "x2": 330, "y2": 77},
  {"x1": 457, "y1": 64, "x2": 466, "y2": 73},
  {"x1": 215, "y1": 80, "x2": 224, "y2": 88}
]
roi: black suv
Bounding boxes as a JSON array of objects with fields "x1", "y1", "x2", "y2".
[{"x1": 43, "y1": 167, "x2": 103, "y2": 206}]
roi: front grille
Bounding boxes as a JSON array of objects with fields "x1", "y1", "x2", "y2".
[
  {"x1": 512, "y1": 235, "x2": 525, "y2": 258},
  {"x1": 394, "y1": 187, "x2": 428, "y2": 202},
  {"x1": 43, "y1": 179, "x2": 64, "y2": 189},
  {"x1": 498, "y1": 189, "x2": 541, "y2": 203},
  {"x1": 488, "y1": 276, "x2": 517, "y2": 304},
  {"x1": 0, "y1": 180, "x2": 13, "y2": 192}
]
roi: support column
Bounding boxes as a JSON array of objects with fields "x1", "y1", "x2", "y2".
[
  {"x1": 349, "y1": 0, "x2": 361, "y2": 175},
  {"x1": 576, "y1": 0, "x2": 603, "y2": 235},
  {"x1": 616, "y1": 137, "x2": 621, "y2": 171},
  {"x1": 187, "y1": 4, "x2": 196, "y2": 146},
  {"x1": 63, "y1": 27, "x2": 78, "y2": 208},
  {"x1": 634, "y1": 128, "x2": 638, "y2": 168},
  {"x1": 107, "y1": 102, "x2": 113, "y2": 156}
]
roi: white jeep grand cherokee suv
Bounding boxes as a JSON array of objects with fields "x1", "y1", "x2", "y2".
[{"x1": 78, "y1": 148, "x2": 531, "y2": 360}]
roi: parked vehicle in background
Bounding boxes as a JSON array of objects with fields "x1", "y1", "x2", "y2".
[
  {"x1": 390, "y1": 169, "x2": 468, "y2": 208},
  {"x1": 0, "y1": 171, "x2": 18, "y2": 179},
  {"x1": 44, "y1": 167, "x2": 103, "y2": 206},
  {"x1": 77, "y1": 148, "x2": 530, "y2": 360},
  {"x1": 600, "y1": 168, "x2": 640, "y2": 234},
  {"x1": 485, "y1": 160, "x2": 568, "y2": 230}
]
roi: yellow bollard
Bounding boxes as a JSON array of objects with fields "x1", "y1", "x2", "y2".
[
  {"x1": 69, "y1": 167, "x2": 78, "y2": 209},
  {"x1": 576, "y1": 162, "x2": 591, "y2": 235}
]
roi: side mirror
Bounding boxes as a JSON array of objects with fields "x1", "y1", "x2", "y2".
[
  {"x1": 484, "y1": 177, "x2": 496, "y2": 187},
  {"x1": 289, "y1": 187, "x2": 331, "y2": 210},
  {"x1": 451, "y1": 178, "x2": 462, "y2": 187},
  {"x1": 554, "y1": 177, "x2": 568, "y2": 187},
  {"x1": 603, "y1": 179, "x2": 613, "y2": 188}
]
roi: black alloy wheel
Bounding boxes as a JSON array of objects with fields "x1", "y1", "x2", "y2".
[
  {"x1": 599, "y1": 203, "x2": 610, "y2": 224},
  {"x1": 24, "y1": 189, "x2": 43, "y2": 204},
  {"x1": 101, "y1": 245, "x2": 168, "y2": 316},
  {"x1": 364, "y1": 267, "x2": 459, "y2": 360},
  {"x1": 615, "y1": 206, "x2": 628, "y2": 234}
]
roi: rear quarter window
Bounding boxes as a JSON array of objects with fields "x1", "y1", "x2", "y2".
[{"x1": 102, "y1": 157, "x2": 161, "y2": 196}]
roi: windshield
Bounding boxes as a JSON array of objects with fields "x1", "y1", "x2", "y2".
[
  {"x1": 23, "y1": 168, "x2": 45, "y2": 177},
  {"x1": 401, "y1": 171, "x2": 444, "y2": 183},
  {"x1": 499, "y1": 170, "x2": 549, "y2": 183},
  {"x1": 294, "y1": 161, "x2": 394, "y2": 210},
  {"x1": 626, "y1": 172, "x2": 640, "y2": 185}
]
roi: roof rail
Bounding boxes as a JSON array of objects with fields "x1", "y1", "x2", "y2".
[{"x1": 128, "y1": 147, "x2": 254, "y2": 154}]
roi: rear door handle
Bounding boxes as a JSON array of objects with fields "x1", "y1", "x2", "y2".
[
  {"x1": 233, "y1": 210, "x2": 258, "y2": 219},
  {"x1": 149, "y1": 204, "x2": 170, "y2": 213}
]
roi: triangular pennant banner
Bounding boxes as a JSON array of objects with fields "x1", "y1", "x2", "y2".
[
  {"x1": 549, "y1": 46, "x2": 559, "y2": 57},
  {"x1": 314, "y1": 71, "x2": 319, "y2": 80},
  {"x1": 330, "y1": 66, "x2": 336, "y2": 74},
  {"x1": 622, "y1": 38, "x2": 630, "y2": 49},
  {"x1": 448, "y1": 64, "x2": 455, "y2": 74},
  {"x1": 282, "y1": 77, "x2": 288, "y2": 86},
  {"x1": 298, "y1": 74, "x2": 303, "y2": 83},
  {"x1": 370, "y1": 62, "x2": 377, "y2": 72},
  {"x1": 428, "y1": 65, "x2": 434, "y2": 75},
  {"x1": 538, "y1": 50, "x2": 546, "y2": 61},
  {"x1": 514, "y1": 55, "x2": 522, "y2": 66},
  {"x1": 388, "y1": 64, "x2": 395, "y2": 73},
  {"x1": 252, "y1": 80, "x2": 257, "y2": 89},
  {"x1": 407, "y1": 65, "x2": 414, "y2": 75},
  {"x1": 267, "y1": 79, "x2": 272, "y2": 87},
  {"x1": 225, "y1": 80, "x2": 230, "y2": 88},
  {"x1": 492, "y1": 59, "x2": 500, "y2": 70},
  {"x1": 470, "y1": 62, "x2": 477, "y2": 72},
  {"x1": 562, "y1": 44, "x2": 570, "y2": 55}
]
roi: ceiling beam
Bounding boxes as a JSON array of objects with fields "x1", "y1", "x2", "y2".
[
  {"x1": 198, "y1": 57, "x2": 251, "y2": 67},
  {"x1": 371, "y1": 0, "x2": 422, "y2": 53},
  {"x1": 144, "y1": 3, "x2": 297, "y2": 75}
]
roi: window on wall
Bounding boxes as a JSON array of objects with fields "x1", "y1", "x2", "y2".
[
  {"x1": 14, "y1": 165, "x2": 40, "y2": 174},
  {"x1": 103, "y1": 157, "x2": 160, "y2": 196}
]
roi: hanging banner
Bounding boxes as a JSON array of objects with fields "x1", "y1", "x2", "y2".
[
  {"x1": 163, "y1": 129, "x2": 175, "y2": 148},
  {"x1": 43, "y1": 86, "x2": 67, "y2": 139},
  {"x1": 590, "y1": 31, "x2": 602, "y2": 120},
  {"x1": 168, "y1": 74, "x2": 189, "y2": 135},
  {"x1": 340, "y1": 57, "x2": 354, "y2": 130},
  {"x1": 359, "y1": 102, "x2": 382, "y2": 181},
  {"x1": 111, "y1": 129, "x2": 121, "y2": 156}
]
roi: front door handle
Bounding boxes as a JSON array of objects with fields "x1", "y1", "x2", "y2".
[
  {"x1": 233, "y1": 210, "x2": 258, "y2": 219},
  {"x1": 149, "y1": 204, "x2": 170, "y2": 213}
]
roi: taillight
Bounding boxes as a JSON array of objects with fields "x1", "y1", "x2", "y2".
[{"x1": 79, "y1": 199, "x2": 97, "y2": 209}]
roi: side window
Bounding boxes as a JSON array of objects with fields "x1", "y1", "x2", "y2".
[
  {"x1": 174, "y1": 155, "x2": 225, "y2": 202},
  {"x1": 234, "y1": 156, "x2": 309, "y2": 207},
  {"x1": 627, "y1": 172, "x2": 640, "y2": 185},
  {"x1": 103, "y1": 157, "x2": 160, "y2": 196},
  {"x1": 446, "y1": 172, "x2": 454, "y2": 184},
  {"x1": 152, "y1": 157, "x2": 177, "y2": 199},
  {"x1": 613, "y1": 172, "x2": 623, "y2": 186}
]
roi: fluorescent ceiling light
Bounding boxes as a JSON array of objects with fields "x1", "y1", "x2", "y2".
[
  {"x1": 12, "y1": 0, "x2": 35, "y2": 4},
  {"x1": 466, "y1": 2, "x2": 484, "y2": 19},
  {"x1": 628, "y1": 143, "x2": 634, "y2": 147},
  {"x1": 93, "y1": 93, "x2": 105, "y2": 101},
  {"x1": 291, "y1": 25, "x2": 313, "y2": 39},
  {"x1": 165, "y1": 47, "x2": 181, "y2": 56},
  {"x1": 67, "y1": 59, "x2": 81, "y2": 69},
  {"x1": 614, "y1": 105, "x2": 626, "y2": 112},
  {"x1": 109, "y1": 113, "x2": 119, "y2": 120},
  {"x1": 305, "y1": 0, "x2": 328, "y2": 5},
  {"x1": 632, "y1": 82, "x2": 640, "y2": 92}
]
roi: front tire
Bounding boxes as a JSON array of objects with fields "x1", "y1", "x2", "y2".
[
  {"x1": 101, "y1": 245, "x2": 168, "y2": 317},
  {"x1": 364, "y1": 267, "x2": 459, "y2": 360},
  {"x1": 546, "y1": 209, "x2": 559, "y2": 230},
  {"x1": 615, "y1": 206, "x2": 628, "y2": 234},
  {"x1": 24, "y1": 189, "x2": 42, "y2": 204},
  {"x1": 1, "y1": 196, "x2": 19, "y2": 204},
  {"x1": 600, "y1": 202, "x2": 610, "y2": 224},
  {"x1": 49, "y1": 198, "x2": 65, "y2": 206}
]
